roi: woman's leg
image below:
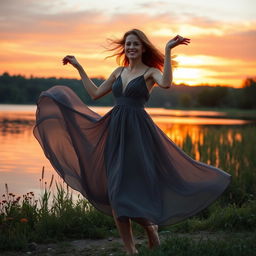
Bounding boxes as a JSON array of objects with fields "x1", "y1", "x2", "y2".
[
  {"x1": 131, "y1": 217, "x2": 161, "y2": 249},
  {"x1": 144, "y1": 224, "x2": 161, "y2": 249},
  {"x1": 112, "y1": 209, "x2": 138, "y2": 255}
]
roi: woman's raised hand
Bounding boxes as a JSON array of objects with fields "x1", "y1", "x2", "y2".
[
  {"x1": 166, "y1": 35, "x2": 191, "y2": 50},
  {"x1": 62, "y1": 55, "x2": 81, "y2": 69}
]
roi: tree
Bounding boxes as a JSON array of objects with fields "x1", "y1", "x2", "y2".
[
  {"x1": 197, "y1": 87, "x2": 228, "y2": 107},
  {"x1": 239, "y1": 77, "x2": 256, "y2": 109}
]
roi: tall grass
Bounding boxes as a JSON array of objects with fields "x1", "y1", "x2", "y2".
[
  {"x1": 172, "y1": 124, "x2": 256, "y2": 206},
  {"x1": 0, "y1": 167, "x2": 115, "y2": 251}
]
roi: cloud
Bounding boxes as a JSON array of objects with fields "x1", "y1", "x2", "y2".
[
  {"x1": 0, "y1": 2, "x2": 255, "y2": 87},
  {"x1": 188, "y1": 29, "x2": 256, "y2": 61}
]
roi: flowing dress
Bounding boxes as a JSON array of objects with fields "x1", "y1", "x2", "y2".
[{"x1": 33, "y1": 67, "x2": 232, "y2": 226}]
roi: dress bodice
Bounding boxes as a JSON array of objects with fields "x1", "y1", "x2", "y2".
[{"x1": 112, "y1": 67, "x2": 151, "y2": 108}]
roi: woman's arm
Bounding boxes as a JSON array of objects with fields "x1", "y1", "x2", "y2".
[
  {"x1": 63, "y1": 55, "x2": 121, "y2": 100},
  {"x1": 151, "y1": 35, "x2": 190, "y2": 88},
  {"x1": 151, "y1": 48, "x2": 172, "y2": 89},
  {"x1": 76, "y1": 64, "x2": 120, "y2": 100}
]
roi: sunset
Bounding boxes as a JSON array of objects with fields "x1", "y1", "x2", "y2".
[
  {"x1": 0, "y1": 0, "x2": 255, "y2": 87},
  {"x1": 1, "y1": 1, "x2": 256, "y2": 254}
]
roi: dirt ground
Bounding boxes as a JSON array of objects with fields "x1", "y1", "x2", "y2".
[{"x1": 1, "y1": 231, "x2": 254, "y2": 256}]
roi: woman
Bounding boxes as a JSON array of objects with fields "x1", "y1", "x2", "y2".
[{"x1": 33, "y1": 29, "x2": 231, "y2": 255}]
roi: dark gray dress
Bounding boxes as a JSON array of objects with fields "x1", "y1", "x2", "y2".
[{"x1": 33, "y1": 67, "x2": 231, "y2": 226}]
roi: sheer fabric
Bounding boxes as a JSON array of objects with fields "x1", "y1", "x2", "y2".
[{"x1": 33, "y1": 67, "x2": 231, "y2": 226}]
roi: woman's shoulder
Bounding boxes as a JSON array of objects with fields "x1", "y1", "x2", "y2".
[
  {"x1": 110, "y1": 66, "x2": 124, "y2": 80},
  {"x1": 148, "y1": 66, "x2": 160, "y2": 71},
  {"x1": 146, "y1": 66, "x2": 161, "y2": 75}
]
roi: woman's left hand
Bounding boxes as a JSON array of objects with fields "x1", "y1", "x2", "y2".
[{"x1": 166, "y1": 35, "x2": 191, "y2": 50}]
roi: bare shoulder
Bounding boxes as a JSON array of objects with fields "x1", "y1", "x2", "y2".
[
  {"x1": 146, "y1": 67, "x2": 162, "y2": 81},
  {"x1": 146, "y1": 67, "x2": 163, "y2": 87},
  {"x1": 148, "y1": 67, "x2": 162, "y2": 76},
  {"x1": 112, "y1": 66, "x2": 124, "y2": 79},
  {"x1": 102, "y1": 66, "x2": 123, "y2": 84}
]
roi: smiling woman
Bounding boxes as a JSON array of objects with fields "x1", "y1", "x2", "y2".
[
  {"x1": 33, "y1": 29, "x2": 231, "y2": 255},
  {"x1": 104, "y1": 29, "x2": 178, "y2": 71}
]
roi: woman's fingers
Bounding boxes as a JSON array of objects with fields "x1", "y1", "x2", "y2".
[
  {"x1": 181, "y1": 38, "x2": 191, "y2": 44},
  {"x1": 62, "y1": 55, "x2": 76, "y2": 65},
  {"x1": 62, "y1": 56, "x2": 72, "y2": 65}
]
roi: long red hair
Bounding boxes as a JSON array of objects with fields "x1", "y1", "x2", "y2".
[{"x1": 104, "y1": 29, "x2": 178, "y2": 71}]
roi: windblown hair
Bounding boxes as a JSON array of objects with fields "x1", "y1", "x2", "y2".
[{"x1": 104, "y1": 29, "x2": 178, "y2": 71}]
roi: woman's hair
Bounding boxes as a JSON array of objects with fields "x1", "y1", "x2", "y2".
[{"x1": 104, "y1": 28, "x2": 178, "y2": 71}]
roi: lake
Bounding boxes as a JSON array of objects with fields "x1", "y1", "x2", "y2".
[{"x1": 1, "y1": 104, "x2": 255, "y2": 201}]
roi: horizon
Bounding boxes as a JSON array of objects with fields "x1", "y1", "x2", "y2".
[
  {"x1": 0, "y1": 0, "x2": 255, "y2": 88},
  {"x1": 1, "y1": 71, "x2": 248, "y2": 88}
]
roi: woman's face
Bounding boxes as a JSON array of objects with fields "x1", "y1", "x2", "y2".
[{"x1": 124, "y1": 34, "x2": 144, "y2": 60}]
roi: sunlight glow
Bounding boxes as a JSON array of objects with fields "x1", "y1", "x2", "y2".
[
  {"x1": 174, "y1": 68, "x2": 202, "y2": 81},
  {"x1": 175, "y1": 55, "x2": 247, "y2": 67},
  {"x1": 152, "y1": 28, "x2": 176, "y2": 37},
  {"x1": 178, "y1": 24, "x2": 224, "y2": 36},
  {"x1": 0, "y1": 0, "x2": 255, "y2": 87}
]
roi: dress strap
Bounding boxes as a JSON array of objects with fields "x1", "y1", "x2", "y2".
[
  {"x1": 119, "y1": 67, "x2": 125, "y2": 76},
  {"x1": 119, "y1": 66, "x2": 150, "y2": 76},
  {"x1": 143, "y1": 67, "x2": 151, "y2": 75}
]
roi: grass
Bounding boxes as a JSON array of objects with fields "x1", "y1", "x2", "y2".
[
  {"x1": 137, "y1": 232, "x2": 256, "y2": 256},
  {"x1": 171, "y1": 124, "x2": 256, "y2": 207},
  {"x1": 0, "y1": 170, "x2": 116, "y2": 251},
  {"x1": 0, "y1": 166, "x2": 255, "y2": 253}
]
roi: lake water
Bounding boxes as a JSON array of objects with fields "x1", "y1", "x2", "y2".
[{"x1": 0, "y1": 104, "x2": 255, "y2": 201}]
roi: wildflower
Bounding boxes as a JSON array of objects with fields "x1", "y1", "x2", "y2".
[{"x1": 20, "y1": 218, "x2": 28, "y2": 223}]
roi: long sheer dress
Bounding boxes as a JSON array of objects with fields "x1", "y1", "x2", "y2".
[{"x1": 33, "y1": 67, "x2": 232, "y2": 226}]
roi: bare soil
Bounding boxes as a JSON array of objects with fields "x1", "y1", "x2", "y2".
[{"x1": 1, "y1": 231, "x2": 254, "y2": 256}]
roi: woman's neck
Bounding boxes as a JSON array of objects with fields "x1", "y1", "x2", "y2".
[{"x1": 127, "y1": 58, "x2": 146, "y2": 71}]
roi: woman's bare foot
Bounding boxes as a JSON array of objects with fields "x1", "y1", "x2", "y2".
[
  {"x1": 145, "y1": 224, "x2": 160, "y2": 249},
  {"x1": 125, "y1": 247, "x2": 138, "y2": 255}
]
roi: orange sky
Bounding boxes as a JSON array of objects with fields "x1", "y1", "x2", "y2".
[{"x1": 0, "y1": 0, "x2": 255, "y2": 87}]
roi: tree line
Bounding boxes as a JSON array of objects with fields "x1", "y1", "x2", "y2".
[{"x1": 0, "y1": 72, "x2": 255, "y2": 109}]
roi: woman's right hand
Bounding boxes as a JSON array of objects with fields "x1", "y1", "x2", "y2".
[
  {"x1": 166, "y1": 35, "x2": 190, "y2": 50},
  {"x1": 62, "y1": 55, "x2": 81, "y2": 69}
]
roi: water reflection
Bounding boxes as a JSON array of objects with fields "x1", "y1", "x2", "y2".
[{"x1": 0, "y1": 105, "x2": 255, "y2": 198}]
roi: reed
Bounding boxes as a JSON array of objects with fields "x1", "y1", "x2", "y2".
[{"x1": 171, "y1": 124, "x2": 256, "y2": 207}]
